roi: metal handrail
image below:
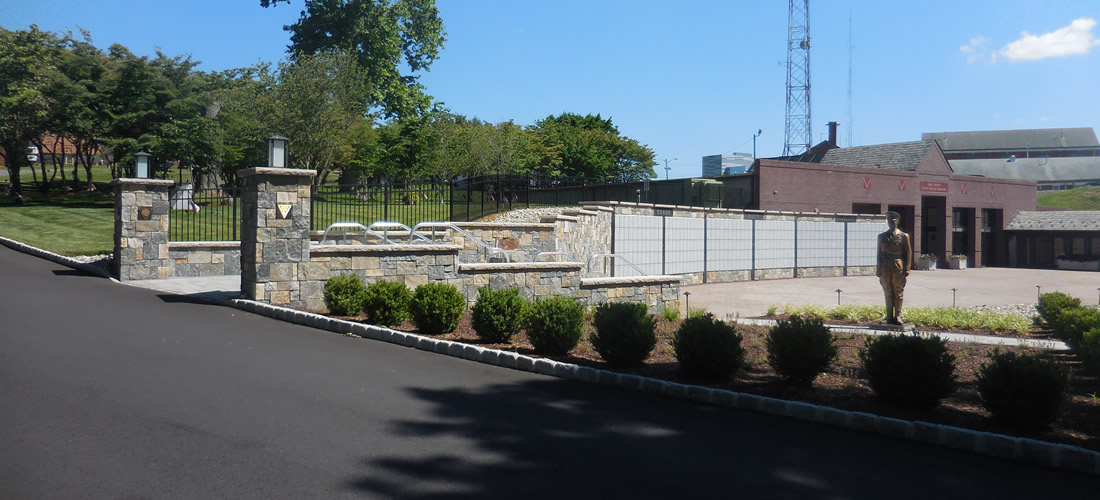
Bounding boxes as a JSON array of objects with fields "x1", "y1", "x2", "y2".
[
  {"x1": 319, "y1": 222, "x2": 371, "y2": 245},
  {"x1": 585, "y1": 253, "x2": 648, "y2": 277},
  {"x1": 368, "y1": 221, "x2": 434, "y2": 244},
  {"x1": 411, "y1": 221, "x2": 531, "y2": 263}
]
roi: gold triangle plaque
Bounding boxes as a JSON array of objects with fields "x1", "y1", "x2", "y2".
[{"x1": 277, "y1": 204, "x2": 293, "y2": 219}]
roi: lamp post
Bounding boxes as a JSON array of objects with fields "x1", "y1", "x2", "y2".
[
  {"x1": 267, "y1": 135, "x2": 289, "y2": 168},
  {"x1": 134, "y1": 151, "x2": 151, "y2": 179},
  {"x1": 753, "y1": 129, "x2": 763, "y2": 159},
  {"x1": 664, "y1": 157, "x2": 678, "y2": 180}
]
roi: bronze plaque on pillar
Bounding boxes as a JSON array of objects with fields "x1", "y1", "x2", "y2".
[{"x1": 138, "y1": 207, "x2": 153, "y2": 220}]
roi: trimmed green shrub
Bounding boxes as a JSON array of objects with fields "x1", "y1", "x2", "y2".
[
  {"x1": 1080, "y1": 327, "x2": 1100, "y2": 376},
  {"x1": 590, "y1": 302, "x2": 657, "y2": 368},
  {"x1": 859, "y1": 334, "x2": 957, "y2": 410},
  {"x1": 978, "y1": 351, "x2": 1069, "y2": 429},
  {"x1": 471, "y1": 287, "x2": 527, "y2": 343},
  {"x1": 766, "y1": 315, "x2": 837, "y2": 386},
  {"x1": 410, "y1": 282, "x2": 466, "y2": 335},
  {"x1": 322, "y1": 273, "x2": 366, "y2": 316},
  {"x1": 673, "y1": 313, "x2": 746, "y2": 381},
  {"x1": 1037, "y1": 292, "x2": 1081, "y2": 326},
  {"x1": 362, "y1": 280, "x2": 412, "y2": 327},
  {"x1": 524, "y1": 296, "x2": 585, "y2": 356},
  {"x1": 1050, "y1": 306, "x2": 1100, "y2": 344}
]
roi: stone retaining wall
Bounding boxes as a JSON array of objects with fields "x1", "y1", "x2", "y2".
[{"x1": 168, "y1": 242, "x2": 241, "y2": 277}]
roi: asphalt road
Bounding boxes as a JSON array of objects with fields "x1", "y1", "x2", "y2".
[{"x1": 0, "y1": 246, "x2": 1095, "y2": 499}]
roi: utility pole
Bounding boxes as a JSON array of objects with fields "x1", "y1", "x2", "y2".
[
  {"x1": 664, "y1": 158, "x2": 678, "y2": 180},
  {"x1": 753, "y1": 129, "x2": 763, "y2": 158}
]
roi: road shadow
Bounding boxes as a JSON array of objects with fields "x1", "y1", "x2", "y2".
[{"x1": 342, "y1": 378, "x2": 1096, "y2": 499}]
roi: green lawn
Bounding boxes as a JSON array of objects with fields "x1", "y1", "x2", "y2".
[
  {"x1": 1037, "y1": 186, "x2": 1100, "y2": 210},
  {"x1": 0, "y1": 204, "x2": 114, "y2": 256}
]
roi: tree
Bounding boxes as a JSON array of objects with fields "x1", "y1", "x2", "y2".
[
  {"x1": 260, "y1": 0, "x2": 447, "y2": 119},
  {"x1": 271, "y1": 51, "x2": 369, "y2": 186},
  {"x1": 0, "y1": 26, "x2": 57, "y2": 201},
  {"x1": 528, "y1": 113, "x2": 656, "y2": 181}
]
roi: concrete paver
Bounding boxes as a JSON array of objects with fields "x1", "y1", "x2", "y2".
[{"x1": 683, "y1": 267, "x2": 1100, "y2": 319}]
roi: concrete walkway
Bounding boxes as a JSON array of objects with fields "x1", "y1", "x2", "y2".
[
  {"x1": 123, "y1": 275, "x2": 240, "y2": 304},
  {"x1": 683, "y1": 267, "x2": 1100, "y2": 319}
]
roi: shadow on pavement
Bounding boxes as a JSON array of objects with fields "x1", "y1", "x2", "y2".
[{"x1": 343, "y1": 378, "x2": 1095, "y2": 499}]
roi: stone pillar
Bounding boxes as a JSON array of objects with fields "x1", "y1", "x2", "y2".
[
  {"x1": 111, "y1": 178, "x2": 175, "y2": 280},
  {"x1": 238, "y1": 167, "x2": 316, "y2": 307}
]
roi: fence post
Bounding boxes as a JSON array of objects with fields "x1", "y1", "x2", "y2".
[
  {"x1": 661, "y1": 214, "x2": 667, "y2": 275},
  {"x1": 702, "y1": 212, "x2": 708, "y2": 284},
  {"x1": 751, "y1": 219, "x2": 757, "y2": 280},
  {"x1": 384, "y1": 182, "x2": 390, "y2": 221},
  {"x1": 843, "y1": 222, "x2": 849, "y2": 276},
  {"x1": 793, "y1": 219, "x2": 799, "y2": 278},
  {"x1": 233, "y1": 187, "x2": 239, "y2": 241}
]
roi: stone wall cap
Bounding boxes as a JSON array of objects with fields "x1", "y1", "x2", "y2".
[
  {"x1": 555, "y1": 215, "x2": 580, "y2": 222},
  {"x1": 110, "y1": 178, "x2": 175, "y2": 187},
  {"x1": 311, "y1": 244, "x2": 461, "y2": 254},
  {"x1": 581, "y1": 275, "x2": 682, "y2": 287},
  {"x1": 562, "y1": 209, "x2": 598, "y2": 216},
  {"x1": 459, "y1": 262, "x2": 584, "y2": 272},
  {"x1": 169, "y1": 241, "x2": 241, "y2": 249},
  {"x1": 238, "y1": 167, "x2": 317, "y2": 178}
]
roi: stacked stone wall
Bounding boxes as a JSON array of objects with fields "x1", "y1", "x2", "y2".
[
  {"x1": 168, "y1": 242, "x2": 241, "y2": 277},
  {"x1": 112, "y1": 179, "x2": 174, "y2": 280}
]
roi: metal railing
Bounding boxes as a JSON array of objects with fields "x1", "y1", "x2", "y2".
[{"x1": 169, "y1": 185, "x2": 241, "y2": 241}]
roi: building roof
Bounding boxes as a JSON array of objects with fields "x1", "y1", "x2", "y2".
[
  {"x1": 816, "y1": 140, "x2": 934, "y2": 171},
  {"x1": 950, "y1": 157, "x2": 1100, "y2": 182},
  {"x1": 1006, "y1": 211, "x2": 1100, "y2": 232},
  {"x1": 922, "y1": 128, "x2": 1099, "y2": 152}
]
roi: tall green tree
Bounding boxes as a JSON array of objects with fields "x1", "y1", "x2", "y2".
[
  {"x1": 0, "y1": 26, "x2": 57, "y2": 201},
  {"x1": 260, "y1": 0, "x2": 446, "y2": 118},
  {"x1": 528, "y1": 113, "x2": 656, "y2": 181}
]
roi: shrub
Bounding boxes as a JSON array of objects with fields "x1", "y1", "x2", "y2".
[
  {"x1": 590, "y1": 302, "x2": 657, "y2": 368},
  {"x1": 1050, "y1": 306, "x2": 1100, "y2": 344},
  {"x1": 859, "y1": 334, "x2": 957, "y2": 410},
  {"x1": 1037, "y1": 292, "x2": 1081, "y2": 326},
  {"x1": 362, "y1": 280, "x2": 412, "y2": 327},
  {"x1": 977, "y1": 351, "x2": 1069, "y2": 429},
  {"x1": 766, "y1": 315, "x2": 837, "y2": 386},
  {"x1": 659, "y1": 305, "x2": 681, "y2": 321},
  {"x1": 322, "y1": 273, "x2": 366, "y2": 316},
  {"x1": 471, "y1": 287, "x2": 527, "y2": 343},
  {"x1": 686, "y1": 307, "x2": 709, "y2": 320},
  {"x1": 524, "y1": 296, "x2": 585, "y2": 356},
  {"x1": 1080, "y1": 327, "x2": 1100, "y2": 376},
  {"x1": 673, "y1": 313, "x2": 746, "y2": 381},
  {"x1": 410, "y1": 282, "x2": 466, "y2": 335}
]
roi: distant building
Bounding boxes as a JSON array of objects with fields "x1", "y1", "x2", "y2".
[
  {"x1": 923, "y1": 128, "x2": 1100, "y2": 191},
  {"x1": 702, "y1": 153, "x2": 753, "y2": 177},
  {"x1": 922, "y1": 127, "x2": 1100, "y2": 160}
]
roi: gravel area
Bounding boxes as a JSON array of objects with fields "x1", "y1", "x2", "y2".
[
  {"x1": 482, "y1": 207, "x2": 570, "y2": 223},
  {"x1": 967, "y1": 303, "x2": 1039, "y2": 318}
]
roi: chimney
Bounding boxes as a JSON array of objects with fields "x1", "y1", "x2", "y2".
[{"x1": 827, "y1": 121, "x2": 838, "y2": 146}]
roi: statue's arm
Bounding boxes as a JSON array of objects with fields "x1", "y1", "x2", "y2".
[{"x1": 903, "y1": 234, "x2": 913, "y2": 273}]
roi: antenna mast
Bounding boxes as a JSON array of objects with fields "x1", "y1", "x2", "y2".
[
  {"x1": 847, "y1": 13, "x2": 853, "y2": 147},
  {"x1": 784, "y1": 0, "x2": 811, "y2": 156}
]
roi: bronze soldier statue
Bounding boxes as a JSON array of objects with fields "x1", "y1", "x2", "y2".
[{"x1": 877, "y1": 211, "x2": 912, "y2": 325}]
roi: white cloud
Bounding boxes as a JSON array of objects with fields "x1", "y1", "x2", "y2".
[
  {"x1": 997, "y1": 18, "x2": 1100, "y2": 62},
  {"x1": 960, "y1": 35, "x2": 990, "y2": 63}
]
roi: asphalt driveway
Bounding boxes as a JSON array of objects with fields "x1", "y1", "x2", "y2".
[{"x1": 1, "y1": 246, "x2": 1096, "y2": 498}]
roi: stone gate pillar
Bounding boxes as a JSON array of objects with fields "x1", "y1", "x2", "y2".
[
  {"x1": 111, "y1": 178, "x2": 175, "y2": 280},
  {"x1": 238, "y1": 167, "x2": 316, "y2": 307}
]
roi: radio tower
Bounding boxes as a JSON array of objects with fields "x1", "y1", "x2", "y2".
[{"x1": 784, "y1": 0, "x2": 811, "y2": 156}]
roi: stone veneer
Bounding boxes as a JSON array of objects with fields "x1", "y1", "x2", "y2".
[
  {"x1": 168, "y1": 241, "x2": 241, "y2": 277},
  {"x1": 238, "y1": 167, "x2": 316, "y2": 307},
  {"x1": 112, "y1": 178, "x2": 174, "y2": 280}
]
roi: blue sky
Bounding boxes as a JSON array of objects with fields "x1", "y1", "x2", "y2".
[{"x1": 4, "y1": 0, "x2": 1099, "y2": 179}]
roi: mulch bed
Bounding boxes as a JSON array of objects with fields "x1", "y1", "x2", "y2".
[{"x1": 330, "y1": 310, "x2": 1100, "y2": 453}]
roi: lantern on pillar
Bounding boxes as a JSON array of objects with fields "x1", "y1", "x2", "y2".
[
  {"x1": 134, "y1": 151, "x2": 152, "y2": 179},
  {"x1": 267, "y1": 135, "x2": 289, "y2": 168}
]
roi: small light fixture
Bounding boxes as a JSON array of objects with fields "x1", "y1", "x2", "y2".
[
  {"x1": 267, "y1": 135, "x2": 289, "y2": 168},
  {"x1": 134, "y1": 151, "x2": 152, "y2": 178}
]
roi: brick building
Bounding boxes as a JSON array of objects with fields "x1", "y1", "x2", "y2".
[{"x1": 749, "y1": 125, "x2": 1036, "y2": 268}]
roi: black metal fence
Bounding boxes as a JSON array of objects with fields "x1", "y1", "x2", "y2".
[
  {"x1": 169, "y1": 174, "x2": 742, "y2": 241},
  {"x1": 168, "y1": 185, "x2": 241, "y2": 241}
]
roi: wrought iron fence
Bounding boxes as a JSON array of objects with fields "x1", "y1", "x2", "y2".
[
  {"x1": 168, "y1": 185, "x2": 241, "y2": 241},
  {"x1": 168, "y1": 173, "x2": 741, "y2": 240}
]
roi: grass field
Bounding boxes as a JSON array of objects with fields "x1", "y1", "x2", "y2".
[{"x1": 1037, "y1": 186, "x2": 1100, "y2": 210}]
